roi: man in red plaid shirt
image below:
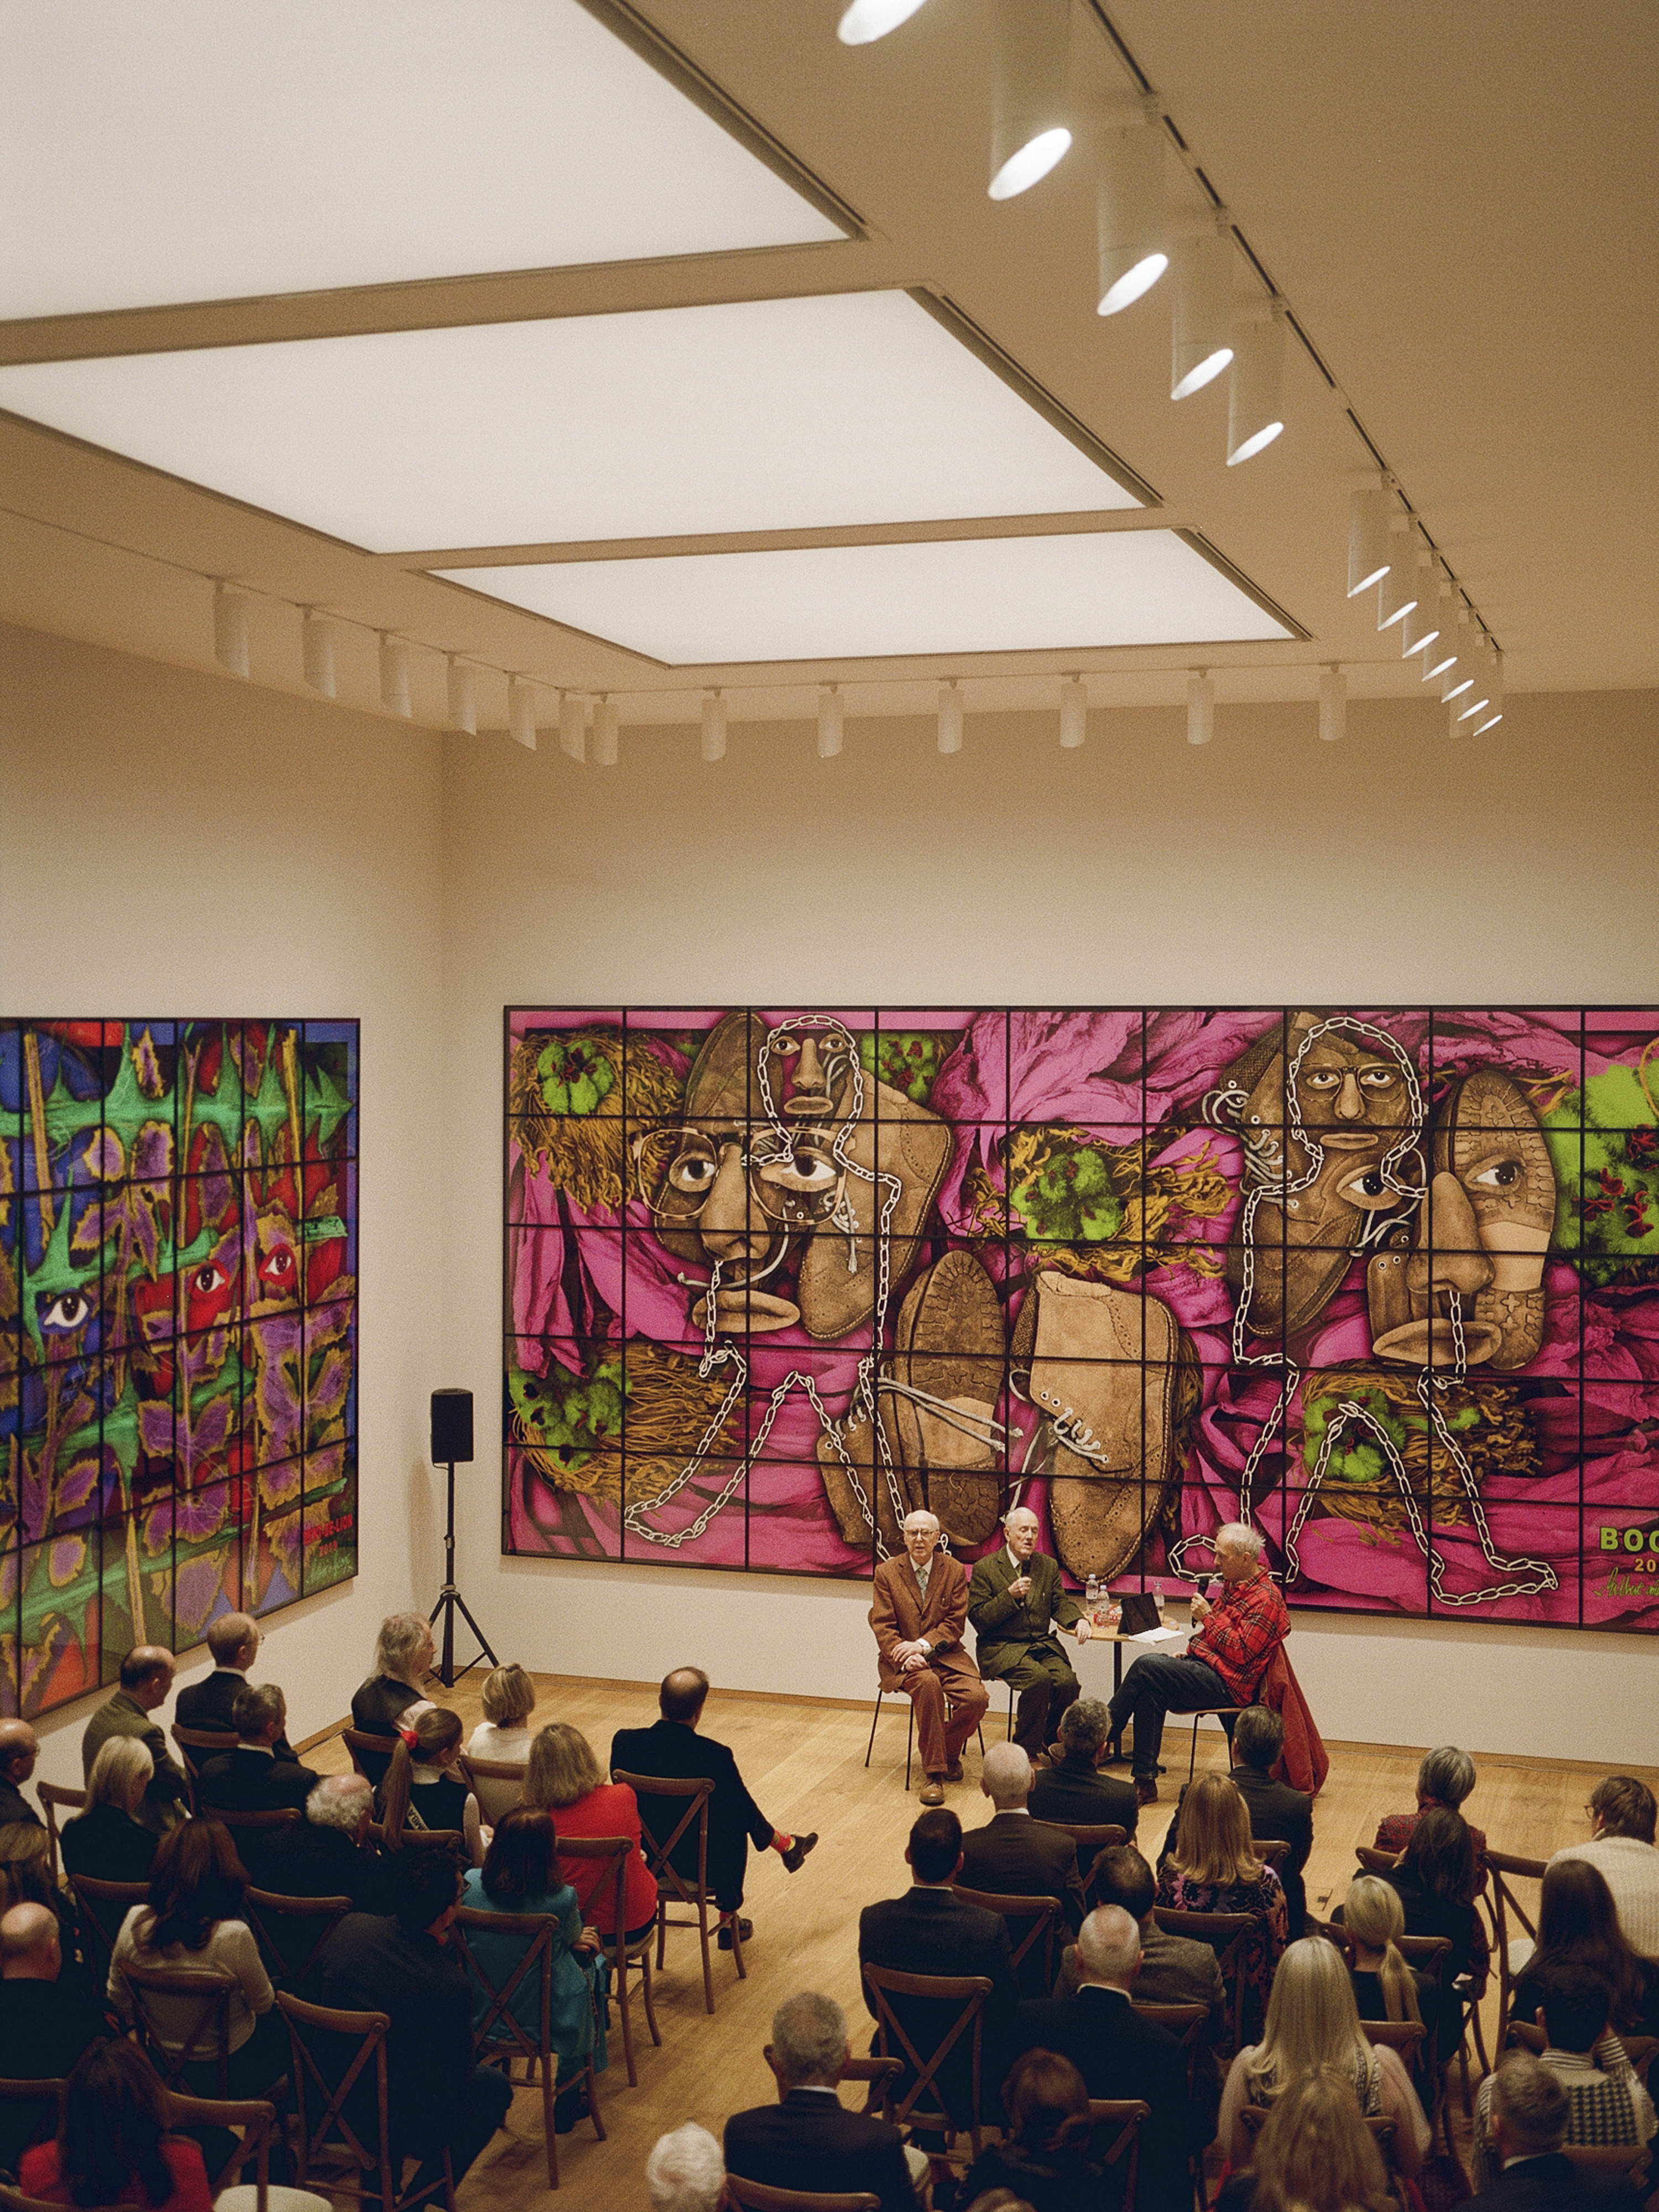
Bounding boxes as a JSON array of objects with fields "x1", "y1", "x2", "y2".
[{"x1": 1106, "y1": 1524, "x2": 1289, "y2": 1806}]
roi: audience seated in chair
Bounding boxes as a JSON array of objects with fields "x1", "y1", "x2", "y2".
[
  {"x1": 0, "y1": 1902, "x2": 113, "y2": 2174},
  {"x1": 61, "y1": 1739, "x2": 160, "y2": 1887},
  {"x1": 465, "y1": 1662, "x2": 538, "y2": 1765},
  {"x1": 379, "y1": 1705, "x2": 484, "y2": 1864},
  {"x1": 529, "y1": 1722, "x2": 658, "y2": 1946},
  {"x1": 107, "y1": 1818, "x2": 286, "y2": 2100},
  {"x1": 175, "y1": 1612, "x2": 296, "y2": 1759},
  {"x1": 0, "y1": 1722, "x2": 43, "y2": 1833},
  {"x1": 1211, "y1": 2064, "x2": 1395, "y2": 2212},
  {"x1": 0, "y1": 1825, "x2": 84, "y2": 1997},
  {"x1": 612, "y1": 1667, "x2": 816, "y2": 1952},
  {"x1": 459, "y1": 1803, "x2": 606, "y2": 2132},
  {"x1": 646, "y1": 2122, "x2": 727, "y2": 2212},
  {"x1": 349, "y1": 1613, "x2": 436, "y2": 1787},
  {"x1": 195, "y1": 1685, "x2": 320, "y2": 1820},
  {"x1": 1471, "y1": 1961, "x2": 1655, "y2": 2192},
  {"x1": 1226, "y1": 1705, "x2": 1314, "y2": 1938},
  {"x1": 1014, "y1": 1902, "x2": 1209, "y2": 2211},
  {"x1": 959, "y1": 1744, "x2": 1088, "y2": 1937},
  {"x1": 1510, "y1": 1857, "x2": 1659, "y2": 2042},
  {"x1": 1465, "y1": 2048, "x2": 1643, "y2": 2211},
  {"x1": 1155, "y1": 1772, "x2": 1288, "y2": 2046},
  {"x1": 956, "y1": 2049, "x2": 1105, "y2": 2212},
  {"x1": 266, "y1": 1772, "x2": 393, "y2": 1914},
  {"x1": 1340, "y1": 1876, "x2": 1436, "y2": 2074},
  {"x1": 723, "y1": 1989, "x2": 922, "y2": 2212},
  {"x1": 1373, "y1": 1743, "x2": 1489, "y2": 1889},
  {"x1": 311, "y1": 1847, "x2": 513, "y2": 2195},
  {"x1": 1053, "y1": 1844, "x2": 1227, "y2": 2048},
  {"x1": 17, "y1": 2038, "x2": 213, "y2": 2212},
  {"x1": 1218, "y1": 1936, "x2": 1430, "y2": 2183},
  {"x1": 1381, "y1": 1804, "x2": 1490, "y2": 2058},
  {"x1": 1548, "y1": 1775, "x2": 1659, "y2": 1965},
  {"x1": 1027, "y1": 1698, "x2": 1138, "y2": 1841},
  {"x1": 81, "y1": 1647, "x2": 191, "y2": 1835}
]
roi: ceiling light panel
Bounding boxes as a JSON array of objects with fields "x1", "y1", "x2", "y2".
[
  {"x1": 435, "y1": 531, "x2": 1290, "y2": 664},
  {"x1": 0, "y1": 293, "x2": 1138, "y2": 548},
  {"x1": 0, "y1": 0, "x2": 841, "y2": 320}
]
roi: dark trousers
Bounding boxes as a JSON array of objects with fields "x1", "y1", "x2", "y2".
[
  {"x1": 409, "y1": 2063, "x2": 514, "y2": 2195},
  {"x1": 993, "y1": 1640, "x2": 1081, "y2": 1758},
  {"x1": 1106, "y1": 1652, "x2": 1229, "y2": 1780}
]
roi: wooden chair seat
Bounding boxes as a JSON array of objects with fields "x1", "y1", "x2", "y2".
[{"x1": 727, "y1": 2182, "x2": 879, "y2": 2212}]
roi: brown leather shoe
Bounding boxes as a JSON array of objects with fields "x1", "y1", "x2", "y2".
[
  {"x1": 1135, "y1": 1778, "x2": 1159, "y2": 1806},
  {"x1": 885, "y1": 1249, "x2": 1005, "y2": 1548},
  {"x1": 919, "y1": 1778, "x2": 946, "y2": 1806},
  {"x1": 943, "y1": 1764, "x2": 965, "y2": 1784}
]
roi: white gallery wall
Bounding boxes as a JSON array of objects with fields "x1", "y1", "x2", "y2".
[{"x1": 4, "y1": 620, "x2": 1657, "y2": 1773}]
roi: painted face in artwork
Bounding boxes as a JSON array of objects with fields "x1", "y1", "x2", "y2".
[{"x1": 1291, "y1": 1036, "x2": 1413, "y2": 1150}]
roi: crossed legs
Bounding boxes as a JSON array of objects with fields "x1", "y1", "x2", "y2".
[{"x1": 1105, "y1": 1651, "x2": 1229, "y2": 1783}]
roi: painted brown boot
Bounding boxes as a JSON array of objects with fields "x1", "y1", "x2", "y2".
[
  {"x1": 817, "y1": 1390, "x2": 913, "y2": 1554},
  {"x1": 884, "y1": 1249, "x2": 1005, "y2": 1548},
  {"x1": 1434, "y1": 1068, "x2": 1556, "y2": 1370}
]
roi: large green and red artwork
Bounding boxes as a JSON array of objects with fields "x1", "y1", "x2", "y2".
[
  {"x1": 1, "y1": 1020, "x2": 358, "y2": 1718},
  {"x1": 505, "y1": 1008, "x2": 1659, "y2": 1631}
]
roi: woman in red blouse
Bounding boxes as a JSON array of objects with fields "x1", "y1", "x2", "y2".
[
  {"x1": 528, "y1": 1722, "x2": 658, "y2": 1944},
  {"x1": 21, "y1": 2041, "x2": 212, "y2": 2211}
]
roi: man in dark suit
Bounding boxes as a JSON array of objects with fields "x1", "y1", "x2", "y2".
[
  {"x1": 176, "y1": 1613, "x2": 297, "y2": 1759},
  {"x1": 312, "y1": 1851, "x2": 512, "y2": 2192},
  {"x1": 259, "y1": 1775, "x2": 393, "y2": 1914},
  {"x1": 968, "y1": 1505, "x2": 1089, "y2": 1760},
  {"x1": 611, "y1": 1668, "x2": 816, "y2": 1947},
  {"x1": 1466, "y1": 2050, "x2": 1636, "y2": 2209},
  {"x1": 1015, "y1": 1904, "x2": 1209, "y2": 2212},
  {"x1": 857, "y1": 1808, "x2": 1019, "y2": 2128},
  {"x1": 724, "y1": 1990, "x2": 920, "y2": 2212},
  {"x1": 959, "y1": 1741, "x2": 1088, "y2": 1957},
  {"x1": 197, "y1": 1686, "x2": 320, "y2": 1814},
  {"x1": 1227, "y1": 1704, "x2": 1313, "y2": 1937},
  {"x1": 1029, "y1": 1697, "x2": 1139, "y2": 1839},
  {"x1": 0, "y1": 1721, "x2": 43, "y2": 1830},
  {"x1": 0, "y1": 1904, "x2": 113, "y2": 2172}
]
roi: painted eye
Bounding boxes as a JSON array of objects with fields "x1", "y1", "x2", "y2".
[
  {"x1": 1302, "y1": 1071, "x2": 1340, "y2": 1090},
  {"x1": 1359, "y1": 1067, "x2": 1397, "y2": 1088},
  {"x1": 40, "y1": 1290, "x2": 92, "y2": 1331},
  {"x1": 258, "y1": 1246, "x2": 296, "y2": 1286},
  {"x1": 759, "y1": 1148, "x2": 839, "y2": 1194},
  {"x1": 1335, "y1": 1166, "x2": 1399, "y2": 1210},
  {"x1": 192, "y1": 1264, "x2": 228, "y2": 1296},
  {"x1": 668, "y1": 1151, "x2": 718, "y2": 1195},
  {"x1": 771, "y1": 1038, "x2": 801, "y2": 1059},
  {"x1": 1468, "y1": 1157, "x2": 1523, "y2": 1190}
]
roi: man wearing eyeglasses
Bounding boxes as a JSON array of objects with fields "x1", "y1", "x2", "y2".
[{"x1": 869, "y1": 1511, "x2": 988, "y2": 1806}]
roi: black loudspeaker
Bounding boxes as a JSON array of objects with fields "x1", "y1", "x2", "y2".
[{"x1": 430, "y1": 1388, "x2": 474, "y2": 1466}]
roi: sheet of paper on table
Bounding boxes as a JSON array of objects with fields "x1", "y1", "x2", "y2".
[{"x1": 1129, "y1": 1625, "x2": 1190, "y2": 1646}]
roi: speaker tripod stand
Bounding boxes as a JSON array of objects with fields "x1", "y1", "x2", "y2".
[{"x1": 427, "y1": 1455, "x2": 499, "y2": 1689}]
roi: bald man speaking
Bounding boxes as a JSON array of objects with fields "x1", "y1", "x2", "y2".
[{"x1": 968, "y1": 1506, "x2": 1091, "y2": 1761}]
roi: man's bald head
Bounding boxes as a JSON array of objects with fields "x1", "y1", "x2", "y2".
[
  {"x1": 0, "y1": 1721, "x2": 38, "y2": 1785},
  {"x1": 981, "y1": 1742, "x2": 1032, "y2": 1808},
  {"x1": 660, "y1": 1668, "x2": 711, "y2": 1725},
  {"x1": 0, "y1": 1902, "x2": 60, "y2": 1979},
  {"x1": 119, "y1": 1645, "x2": 175, "y2": 1708},
  {"x1": 1076, "y1": 1905, "x2": 1141, "y2": 1988},
  {"x1": 1003, "y1": 1507, "x2": 1039, "y2": 1533}
]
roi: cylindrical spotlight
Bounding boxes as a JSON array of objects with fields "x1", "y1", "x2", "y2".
[
  {"x1": 1399, "y1": 557, "x2": 1440, "y2": 658},
  {"x1": 1421, "y1": 587, "x2": 1460, "y2": 682},
  {"x1": 937, "y1": 680, "x2": 964, "y2": 755},
  {"x1": 301, "y1": 610, "x2": 337, "y2": 698},
  {"x1": 559, "y1": 691, "x2": 588, "y2": 764},
  {"x1": 837, "y1": 0, "x2": 927, "y2": 43},
  {"x1": 1441, "y1": 632, "x2": 1475, "y2": 705},
  {"x1": 213, "y1": 585, "x2": 250, "y2": 679},
  {"x1": 701, "y1": 691, "x2": 727, "y2": 762},
  {"x1": 1470, "y1": 647, "x2": 1504, "y2": 735},
  {"x1": 1060, "y1": 675, "x2": 1088, "y2": 749},
  {"x1": 1347, "y1": 485, "x2": 1394, "y2": 599},
  {"x1": 817, "y1": 686, "x2": 845, "y2": 759},
  {"x1": 988, "y1": 0, "x2": 1071, "y2": 201},
  {"x1": 1186, "y1": 671, "x2": 1215, "y2": 747},
  {"x1": 1318, "y1": 666, "x2": 1346, "y2": 744},
  {"x1": 1227, "y1": 304, "x2": 1286, "y2": 465},
  {"x1": 1095, "y1": 110, "x2": 1167, "y2": 316},
  {"x1": 1375, "y1": 529, "x2": 1418, "y2": 631},
  {"x1": 508, "y1": 676, "x2": 539, "y2": 750},
  {"x1": 1171, "y1": 221, "x2": 1234, "y2": 399},
  {"x1": 378, "y1": 634, "x2": 412, "y2": 718},
  {"x1": 592, "y1": 695, "x2": 620, "y2": 766},
  {"x1": 445, "y1": 656, "x2": 476, "y2": 734}
]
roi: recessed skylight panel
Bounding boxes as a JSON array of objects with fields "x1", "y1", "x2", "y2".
[
  {"x1": 0, "y1": 293, "x2": 1137, "y2": 547},
  {"x1": 436, "y1": 531, "x2": 1290, "y2": 663},
  {"x1": 0, "y1": 0, "x2": 841, "y2": 319}
]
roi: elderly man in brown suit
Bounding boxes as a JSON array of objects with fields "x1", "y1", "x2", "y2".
[{"x1": 869, "y1": 1510, "x2": 989, "y2": 1807}]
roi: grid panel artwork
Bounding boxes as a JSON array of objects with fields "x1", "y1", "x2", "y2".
[
  {"x1": 1, "y1": 1020, "x2": 359, "y2": 1718},
  {"x1": 503, "y1": 1008, "x2": 1659, "y2": 1631}
]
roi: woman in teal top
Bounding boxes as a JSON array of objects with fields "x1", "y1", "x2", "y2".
[{"x1": 459, "y1": 1806, "x2": 607, "y2": 2129}]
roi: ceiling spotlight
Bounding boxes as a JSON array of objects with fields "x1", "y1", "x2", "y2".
[
  {"x1": 1347, "y1": 484, "x2": 1394, "y2": 599},
  {"x1": 988, "y1": 0, "x2": 1072, "y2": 201},
  {"x1": 1186, "y1": 670, "x2": 1215, "y2": 747},
  {"x1": 1318, "y1": 665, "x2": 1346, "y2": 744},
  {"x1": 212, "y1": 584, "x2": 249, "y2": 679},
  {"x1": 837, "y1": 0, "x2": 928, "y2": 44},
  {"x1": 1060, "y1": 674, "x2": 1088, "y2": 749},
  {"x1": 445, "y1": 655, "x2": 476, "y2": 734},
  {"x1": 1376, "y1": 526, "x2": 1418, "y2": 631},
  {"x1": 1399, "y1": 556, "x2": 1440, "y2": 658},
  {"x1": 1171, "y1": 217, "x2": 1235, "y2": 400},
  {"x1": 301, "y1": 610, "x2": 337, "y2": 698},
  {"x1": 1096, "y1": 107, "x2": 1167, "y2": 315},
  {"x1": 508, "y1": 675, "x2": 538, "y2": 750},
  {"x1": 937, "y1": 680, "x2": 964, "y2": 754},
  {"x1": 1421, "y1": 587, "x2": 1460, "y2": 681},
  {"x1": 378, "y1": 634, "x2": 411, "y2": 718},
  {"x1": 559, "y1": 690, "x2": 588, "y2": 764},
  {"x1": 1470, "y1": 647, "x2": 1504, "y2": 735},
  {"x1": 1226, "y1": 301, "x2": 1286, "y2": 465},
  {"x1": 817, "y1": 685, "x2": 845, "y2": 758},
  {"x1": 592, "y1": 695, "x2": 620, "y2": 766},
  {"x1": 701, "y1": 690, "x2": 727, "y2": 763}
]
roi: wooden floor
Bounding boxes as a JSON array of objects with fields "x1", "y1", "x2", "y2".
[{"x1": 305, "y1": 1678, "x2": 1659, "y2": 2210}]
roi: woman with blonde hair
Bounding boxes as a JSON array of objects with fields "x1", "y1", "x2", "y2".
[
  {"x1": 466, "y1": 1663, "x2": 538, "y2": 1762},
  {"x1": 1214, "y1": 2065, "x2": 1394, "y2": 2212},
  {"x1": 1342, "y1": 1875, "x2": 1433, "y2": 2048},
  {"x1": 1155, "y1": 1772, "x2": 1288, "y2": 2042},
  {"x1": 379, "y1": 1705, "x2": 484, "y2": 1864},
  {"x1": 528, "y1": 1722, "x2": 658, "y2": 1947},
  {"x1": 1218, "y1": 1938, "x2": 1429, "y2": 2180},
  {"x1": 61, "y1": 1738, "x2": 159, "y2": 1885}
]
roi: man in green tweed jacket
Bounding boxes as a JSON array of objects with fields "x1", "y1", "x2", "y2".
[
  {"x1": 80, "y1": 1646, "x2": 190, "y2": 1834},
  {"x1": 968, "y1": 1505, "x2": 1092, "y2": 1761}
]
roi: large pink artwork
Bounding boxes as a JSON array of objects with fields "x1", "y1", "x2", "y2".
[{"x1": 503, "y1": 1008, "x2": 1659, "y2": 1630}]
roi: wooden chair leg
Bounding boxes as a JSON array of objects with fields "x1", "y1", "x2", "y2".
[
  {"x1": 639, "y1": 1940, "x2": 661, "y2": 2049},
  {"x1": 539, "y1": 2056, "x2": 558, "y2": 2190},
  {"x1": 697, "y1": 1900, "x2": 716, "y2": 2015},
  {"x1": 585, "y1": 2045, "x2": 606, "y2": 2142},
  {"x1": 904, "y1": 1697, "x2": 913, "y2": 1792},
  {"x1": 615, "y1": 1943, "x2": 639, "y2": 2088},
  {"x1": 655, "y1": 1898, "x2": 667, "y2": 1973},
  {"x1": 865, "y1": 1687, "x2": 884, "y2": 1768},
  {"x1": 729, "y1": 1910, "x2": 747, "y2": 1983}
]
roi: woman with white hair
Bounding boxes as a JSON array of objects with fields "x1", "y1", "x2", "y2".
[
  {"x1": 1372, "y1": 1744, "x2": 1488, "y2": 1888},
  {"x1": 645, "y1": 2122, "x2": 725, "y2": 2212},
  {"x1": 350, "y1": 1613, "x2": 436, "y2": 1786}
]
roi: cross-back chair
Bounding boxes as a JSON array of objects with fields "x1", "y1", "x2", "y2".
[
  {"x1": 456, "y1": 1755, "x2": 525, "y2": 1828},
  {"x1": 612, "y1": 1770, "x2": 740, "y2": 2013},
  {"x1": 726, "y1": 2183, "x2": 879, "y2": 2212},
  {"x1": 557, "y1": 1834, "x2": 660, "y2": 2086},
  {"x1": 170, "y1": 1725, "x2": 236, "y2": 1812},
  {"x1": 275, "y1": 1990, "x2": 455, "y2": 2212},
  {"x1": 35, "y1": 1783, "x2": 84, "y2": 1884},
  {"x1": 1032, "y1": 1820, "x2": 1126, "y2": 1908},
  {"x1": 66, "y1": 1874, "x2": 148, "y2": 1988},
  {"x1": 122, "y1": 1960, "x2": 237, "y2": 2096},
  {"x1": 1085, "y1": 2099, "x2": 1150, "y2": 2212},
  {"x1": 860, "y1": 1965, "x2": 993, "y2": 2159},
  {"x1": 244, "y1": 1887, "x2": 354, "y2": 1990},
  {"x1": 950, "y1": 1882, "x2": 1062, "y2": 2000},
  {"x1": 452, "y1": 1903, "x2": 604, "y2": 2188},
  {"x1": 1485, "y1": 1847, "x2": 1547, "y2": 2034},
  {"x1": 1151, "y1": 1906, "x2": 1260, "y2": 2053}
]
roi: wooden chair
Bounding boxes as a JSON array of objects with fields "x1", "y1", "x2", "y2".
[
  {"x1": 1085, "y1": 2099, "x2": 1150, "y2": 2212},
  {"x1": 171, "y1": 1723, "x2": 237, "y2": 1812},
  {"x1": 612, "y1": 1770, "x2": 739, "y2": 2014},
  {"x1": 1485, "y1": 1846, "x2": 1546, "y2": 2033},
  {"x1": 1354, "y1": 1844, "x2": 1402, "y2": 1875},
  {"x1": 951, "y1": 1882, "x2": 1062, "y2": 2000},
  {"x1": 1239, "y1": 2104, "x2": 1397, "y2": 2163},
  {"x1": 122, "y1": 1960, "x2": 238, "y2": 2095},
  {"x1": 1032, "y1": 1820, "x2": 1126, "y2": 1907},
  {"x1": 453, "y1": 1904, "x2": 603, "y2": 2188},
  {"x1": 276, "y1": 1989, "x2": 455, "y2": 2212},
  {"x1": 1131, "y1": 2006, "x2": 1209, "y2": 2206},
  {"x1": 207, "y1": 1805, "x2": 302, "y2": 1853},
  {"x1": 558, "y1": 1834, "x2": 660, "y2": 2088},
  {"x1": 35, "y1": 1782, "x2": 84, "y2": 1884},
  {"x1": 1253, "y1": 1838, "x2": 1291, "y2": 1869},
  {"x1": 1152, "y1": 1906, "x2": 1260, "y2": 2052},
  {"x1": 0, "y1": 2077, "x2": 66, "y2": 2173},
  {"x1": 1359, "y1": 2017, "x2": 1428, "y2": 2072},
  {"x1": 364, "y1": 1822, "x2": 465, "y2": 1855},
  {"x1": 342, "y1": 1729, "x2": 403, "y2": 1787},
  {"x1": 861, "y1": 1965, "x2": 993, "y2": 2158},
  {"x1": 163, "y1": 2089, "x2": 276, "y2": 2212},
  {"x1": 727, "y1": 2184, "x2": 878, "y2": 2212},
  {"x1": 1563, "y1": 2142, "x2": 1650, "y2": 2179},
  {"x1": 864, "y1": 1686, "x2": 985, "y2": 1792},
  {"x1": 65, "y1": 1873, "x2": 147, "y2": 1988},
  {"x1": 457, "y1": 1755, "x2": 525, "y2": 1828},
  {"x1": 839, "y1": 2054, "x2": 903, "y2": 2106},
  {"x1": 244, "y1": 1886, "x2": 354, "y2": 1989}
]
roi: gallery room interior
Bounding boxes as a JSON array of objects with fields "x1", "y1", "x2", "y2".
[{"x1": 2, "y1": 2, "x2": 1657, "y2": 2205}]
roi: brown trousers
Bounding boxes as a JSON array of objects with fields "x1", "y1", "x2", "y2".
[{"x1": 894, "y1": 1648, "x2": 989, "y2": 1777}]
